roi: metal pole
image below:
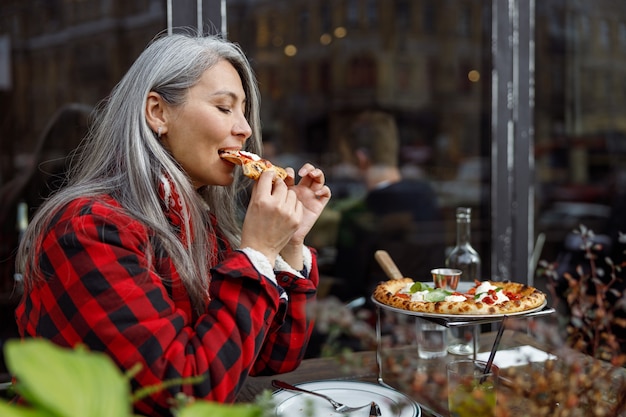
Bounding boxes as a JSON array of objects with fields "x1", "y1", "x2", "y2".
[
  {"x1": 221, "y1": 0, "x2": 227, "y2": 38},
  {"x1": 491, "y1": 0, "x2": 534, "y2": 285},
  {"x1": 197, "y1": 0, "x2": 203, "y2": 36},
  {"x1": 167, "y1": 0, "x2": 173, "y2": 35}
]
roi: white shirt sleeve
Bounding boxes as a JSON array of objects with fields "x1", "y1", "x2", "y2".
[
  {"x1": 274, "y1": 245, "x2": 312, "y2": 278},
  {"x1": 238, "y1": 247, "x2": 278, "y2": 285}
]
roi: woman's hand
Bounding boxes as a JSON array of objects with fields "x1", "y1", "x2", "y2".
[
  {"x1": 240, "y1": 171, "x2": 303, "y2": 266},
  {"x1": 284, "y1": 163, "x2": 332, "y2": 246}
]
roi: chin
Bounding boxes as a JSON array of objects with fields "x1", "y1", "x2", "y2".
[{"x1": 205, "y1": 175, "x2": 235, "y2": 188}]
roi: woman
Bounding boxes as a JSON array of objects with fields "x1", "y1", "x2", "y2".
[{"x1": 15, "y1": 33, "x2": 330, "y2": 416}]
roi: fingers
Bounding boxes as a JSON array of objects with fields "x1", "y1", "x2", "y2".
[
  {"x1": 297, "y1": 164, "x2": 325, "y2": 192},
  {"x1": 243, "y1": 171, "x2": 302, "y2": 261},
  {"x1": 297, "y1": 163, "x2": 324, "y2": 183},
  {"x1": 257, "y1": 161, "x2": 331, "y2": 206},
  {"x1": 255, "y1": 169, "x2": 300, "y2": 213},
  {"x1": 284, "y1": 167, "x2": 296, "y2": 185},
  {"x1": 314, "y1": 184, "x2": 332, "y2": 201},
  {"x1": 295, "y1": 163, "x2": 331, "y2": 200},
  {"x1": 256, "y1": 168, "x2": 287, "y2": 191}
]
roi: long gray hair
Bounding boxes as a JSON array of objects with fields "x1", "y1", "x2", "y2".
[{"x1": 16, "y1": 32, "x2": 262, "y2": 313}]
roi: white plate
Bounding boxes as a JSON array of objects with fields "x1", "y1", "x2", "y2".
[{"x1": 272, "y1": 380, "x2": 420, "y2": 417}]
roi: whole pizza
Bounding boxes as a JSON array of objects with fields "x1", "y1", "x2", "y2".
[{"x1": 373, "y1": 279, "x2": 546, "y2": 315}]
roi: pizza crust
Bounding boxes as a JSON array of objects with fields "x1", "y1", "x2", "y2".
[
  {"x1": 241, "y1": 159, "x2": 288, "y2": 181},
  {"x1": 373, "y1": 279, "x2": 546, "y2": 316}
]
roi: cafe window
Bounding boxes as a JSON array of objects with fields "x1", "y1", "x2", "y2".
[
  {"x1": 4, "y1": 0, "x2": 626, "y2": 328},
  {"x1": 346, "y1": 55, "x2": 377, "y2": 89},
  {"x1": 366, "y1": 0, "x2": 378, "y2": 27},
  {"x1": 256, "y1": 15, "x2": 270, "y2": 48},
  {"x1": 580, "y1": 15, "x2": 590, "y2": 38},
  {"x1": 268, "y1": 66, "x2": 281, "y2": 100},
  {"x1": 394, "y1": 0, "x2": 410, "y2": 30},
  {"x1": 299, "y1": 62, "x2": 311, "y2": 94},
  {"x1": 394, "y1": 61, "x2": 411, "y2": 91},
  {"x1": 620, "y1": 22, "x2": 626, "y2": 49},
  {"x1": 422, "y1": 1, "x2": 436, "y2": 35},
  {"x1": 346, "y1": 0, "x2": 359, "y2": 28},
  {"x1": 298, "y1": 7, "x2": 310, "y2": 44},
  {"x1": 598, "y1": 19, "x2": 611, "y2": 50},
  {"x1": 320, "y1": 1, "x2": 332, "y2": 34},
  {"x1": 319, "y1": 60, "x2": 330, "y2": 94},
  {"x1": 458, "y1": 4, "x2": 472, "y2": 37}
]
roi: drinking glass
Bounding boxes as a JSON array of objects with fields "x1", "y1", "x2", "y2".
[
  {"x1": 447, "y1": 359, "x2": 498, "y2": 417},
  {"x1": 416, "y1": 318, "x2": 447, "y2": 359}
]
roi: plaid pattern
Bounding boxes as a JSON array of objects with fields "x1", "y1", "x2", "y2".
[{"x1": 16, "y1": 192, "x2": 318, "y2": 417}]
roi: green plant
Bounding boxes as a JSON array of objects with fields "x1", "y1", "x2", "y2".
[{"x1": 0, "y1": 338, "x2": 264, "y2": 417}]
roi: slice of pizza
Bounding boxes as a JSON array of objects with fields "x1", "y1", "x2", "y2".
[{"x1": 219, "y1": 149, "x2": 288, "y2": 182}]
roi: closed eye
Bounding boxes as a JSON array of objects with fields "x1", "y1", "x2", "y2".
[{"x1": 217, "y1": 106, "x2": 232, "y2": 114}]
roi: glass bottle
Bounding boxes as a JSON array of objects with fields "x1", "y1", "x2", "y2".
[
  {"x1": 16, "y1": 201, "x2": 28, "y2": 244},
  {"x1": 14, "y1": 201, "x2": 28, "y2": 288},
  {"x1": 446, "y1": 207, "x2": 481, "y2": 282},
  {"x1": 445, "y1": 207, "x2": 481, "y2": 355}
]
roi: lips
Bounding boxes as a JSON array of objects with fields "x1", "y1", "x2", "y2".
[{"x1": 218, "y1": 149, "x2": 245, "y2": 167}]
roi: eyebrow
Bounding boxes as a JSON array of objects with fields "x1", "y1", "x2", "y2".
[{"x1": 211, "y1": 90, "x2": 247, "y2": 103}]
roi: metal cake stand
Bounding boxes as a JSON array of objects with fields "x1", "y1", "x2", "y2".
[{"x1": 371, "y1": 296, "x2": 555, "y2": 378}]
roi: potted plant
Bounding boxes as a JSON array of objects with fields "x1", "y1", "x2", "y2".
[{"x1": 0, "y1": 338, "x2": 267, "y2": 417}]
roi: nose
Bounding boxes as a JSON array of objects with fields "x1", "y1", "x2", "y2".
[{"x1": 233, "y1": 113, "x2": 252, "y2": 140}]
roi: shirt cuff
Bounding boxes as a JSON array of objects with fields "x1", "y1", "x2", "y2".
[
  {"x1": 238, "y1": 247, "x2": 277, "y2": 285},
  {"x1": 274, "y1": 246, "x2": 312, "y2": 279}
]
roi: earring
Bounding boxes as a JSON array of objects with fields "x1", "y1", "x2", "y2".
[{"x1": 157, "y1": 126, "x2": 163, "y2": 139}]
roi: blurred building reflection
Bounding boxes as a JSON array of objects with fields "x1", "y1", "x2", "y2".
[
  {"x1": 0, "y1": 0, "x2": 165, "y2": 179},
  {"x1": 228, "y1": 0, "x2": 489, "y2": 193}
]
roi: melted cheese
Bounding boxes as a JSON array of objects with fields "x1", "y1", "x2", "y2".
[
  {"x1": 445, "y1": 295, "x2": 467, "y2": 302},
  {"x1": 399, "y1": 284, "x2": 429, "y2": 302},
  {"x1": 239, "y1": 150, "x2": 261, "y2": 161},
  {"x1": 474, "y1": 281, "x2": 510, "y2": 304}
]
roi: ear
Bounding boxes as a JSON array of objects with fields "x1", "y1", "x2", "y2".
[{"x1": 145, "y1": 92, "x2": 168, "y2": 136}]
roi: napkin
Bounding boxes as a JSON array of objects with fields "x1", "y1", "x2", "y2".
[{"x1": 476, "y1": 345, "x2": 556, "y2": 368}]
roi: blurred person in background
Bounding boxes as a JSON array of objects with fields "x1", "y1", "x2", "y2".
[
  {"x1": 332, "y1": 110, "x2": 445, "y2": 301},
  {"x1": 14, "y1": 32, "x2": 331, "y2": 417}
]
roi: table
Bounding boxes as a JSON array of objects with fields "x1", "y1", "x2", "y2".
[
  {"x1": 237, "y1": 329, "x2": 626, "y2": 416},
  {"x1": 237, "y1": 331, "x2": 509, "y2": 416}
]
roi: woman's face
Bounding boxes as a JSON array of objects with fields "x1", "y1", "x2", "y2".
[{"x1": 161, "y1": 59, "x2": 252, "y2": 188}]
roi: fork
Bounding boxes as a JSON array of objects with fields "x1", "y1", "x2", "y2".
[{"x1": 271, "y1": 379, "x2": 375, "y2": 413}]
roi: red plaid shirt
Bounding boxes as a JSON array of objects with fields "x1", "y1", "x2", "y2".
[{"x1": 15, "y1": 190, "x2": 318, "y2": 417}]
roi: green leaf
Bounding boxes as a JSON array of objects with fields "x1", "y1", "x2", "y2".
[
  {"x1": 424, "y1": 289, "x2": 448, "y2": 302},
  {"x1": 4, "y1": 339, "x2": 132, "y2": 417},
  {"x1": 0, "y1": 401, "x2": 53, "y2": 417},
  {"x1": 409, "y1": 282, "x2": 428, "y2": 293},
  {"x1": 176, "y1": 401, "x2": 262, "y2": 417}
]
